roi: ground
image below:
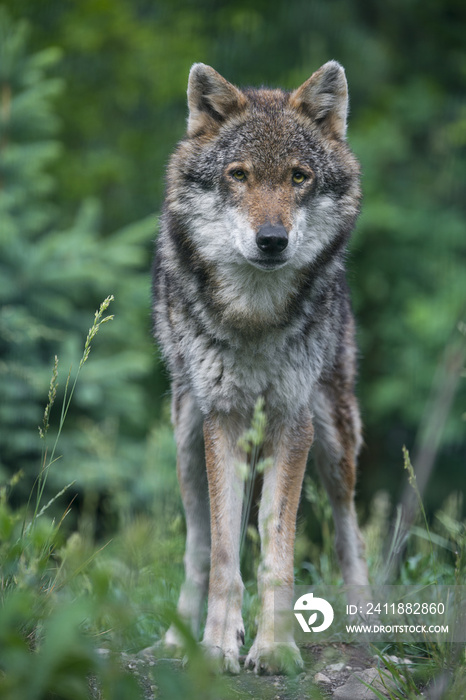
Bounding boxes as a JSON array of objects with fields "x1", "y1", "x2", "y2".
[{"x1": 92, "y1": 643, "x2": 422, "y2": 700}]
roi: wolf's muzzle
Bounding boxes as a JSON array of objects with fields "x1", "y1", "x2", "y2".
[{"x1": 256, "y1": 223, "x2": 288, "y2": 256}]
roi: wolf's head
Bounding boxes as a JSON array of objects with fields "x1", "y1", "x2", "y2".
[{"x1": 166, "y1": 62, "x2": 360, "y2": 275}]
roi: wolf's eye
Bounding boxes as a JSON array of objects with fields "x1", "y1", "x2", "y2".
[
  {"x1": 292, "y1": 171, "x2": 306, "y2": 185},
  {"x1": 231, "y1": 169, "x2": 246, "y2": 181}
]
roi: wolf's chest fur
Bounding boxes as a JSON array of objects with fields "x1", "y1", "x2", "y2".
[{"x1": 155, "y1": 236, "x2": 345, "y2": 416}]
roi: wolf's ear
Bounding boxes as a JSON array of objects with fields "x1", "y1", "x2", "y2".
[
  {"x1": 290, "y1": 61, "x2": 348, "y2": 139},
  {"x1": 187, "y1": 63, "x2": 247, "y2": 136}
]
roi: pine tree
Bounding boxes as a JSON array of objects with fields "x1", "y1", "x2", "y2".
[{"x1": 0, "y1": 9, "x2": 157, "y2": 505}]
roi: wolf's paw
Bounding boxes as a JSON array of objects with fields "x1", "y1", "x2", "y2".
[
  {"x1": 245, "y1": 640, "x2": 303, "y2": 675},
  {"x1": 201, "y1": 642, "x2": 241, "y2": 675}
]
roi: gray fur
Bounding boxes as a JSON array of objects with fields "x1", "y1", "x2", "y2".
[{"x1": 152, "y1": 61, "x2": 368, "y2": 674}]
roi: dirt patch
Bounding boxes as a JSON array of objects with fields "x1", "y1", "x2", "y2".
[{"x1": 111, "y1": 643, "x2": 396, "y2": 700}]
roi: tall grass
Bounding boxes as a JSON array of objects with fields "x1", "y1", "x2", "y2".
[
  {"x1": 0, "y1": 298, "x2": 233, "y2": 699},
  {"x1": 0, "y1": 301, "x2": 464, "y2": 699}
]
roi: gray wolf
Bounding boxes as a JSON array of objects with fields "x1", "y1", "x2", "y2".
[{"x1": 152, "y1": 60, "x2": 368, "y2": 675}]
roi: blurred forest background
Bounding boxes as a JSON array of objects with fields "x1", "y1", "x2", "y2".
[{"x1": 1, "y1": 0, "x2": 465, "y2": 529}]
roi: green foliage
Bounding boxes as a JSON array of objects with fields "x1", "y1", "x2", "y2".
[
  {"x1": 0, "y1": 8, "x2": 160, "y2": 509},
  {"x1": 3, "y1": 0, "x2": 464, "y2": 507},
  {"x1": 0, "y1": 4, "x2": 465, "y2": 697},
  {"x1": 298, "y1": 470, "x2": 466, "y2": 698},
  {"x1": 0, "y1": 303, "x2": 464, "y2": 696},
  {"x1": 1, "y1": 440, "x2": 465, "y2": 697}
]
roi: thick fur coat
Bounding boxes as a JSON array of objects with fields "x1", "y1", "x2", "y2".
[{"x1": 152, "y1": 61, "x2": 368, "y2": 675}]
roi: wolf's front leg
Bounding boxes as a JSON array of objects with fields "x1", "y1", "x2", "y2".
[
  {"x1": 245, "y1": 410, "x2": 314, "y2": 675},
  {"x1": 202, "y1": 413, "x2": 246, "y2": 674}
]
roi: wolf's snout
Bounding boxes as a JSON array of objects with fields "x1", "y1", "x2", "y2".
[
  {"x1": 256, "y1": 223, "x2": 288, "y2": 255},
  {"x1": 256, "y1": 224, "x2": 288, "y2": 255}
]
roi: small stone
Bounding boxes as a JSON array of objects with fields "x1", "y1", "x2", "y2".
[
  {"x1": 333, "y1": 667, "x2": 397, "y2": 699},
  {"x1": 96, "y1": 648, "x2": 110, "y2": 658},
  {"x1": 373, "y1": 653, "x2": 414, "y2": 669},
  {"x1": 386, "y1": 654, "x2": 413, "y2": 666},
  {"x1": 314, "y1": 672, "x2": 332, "y2": 685},
  {"x1": 326, "y1": 662, "x2": 346, "y2": 674}
]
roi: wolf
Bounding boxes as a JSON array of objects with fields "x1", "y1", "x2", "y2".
[{"x1": 152, "y1": 60, "x2": 368, "y2": 675}]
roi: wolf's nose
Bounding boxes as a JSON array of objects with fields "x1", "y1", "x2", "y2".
[{"x1": 256, "y1": 223, "x2": 288, "y2": 254}]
